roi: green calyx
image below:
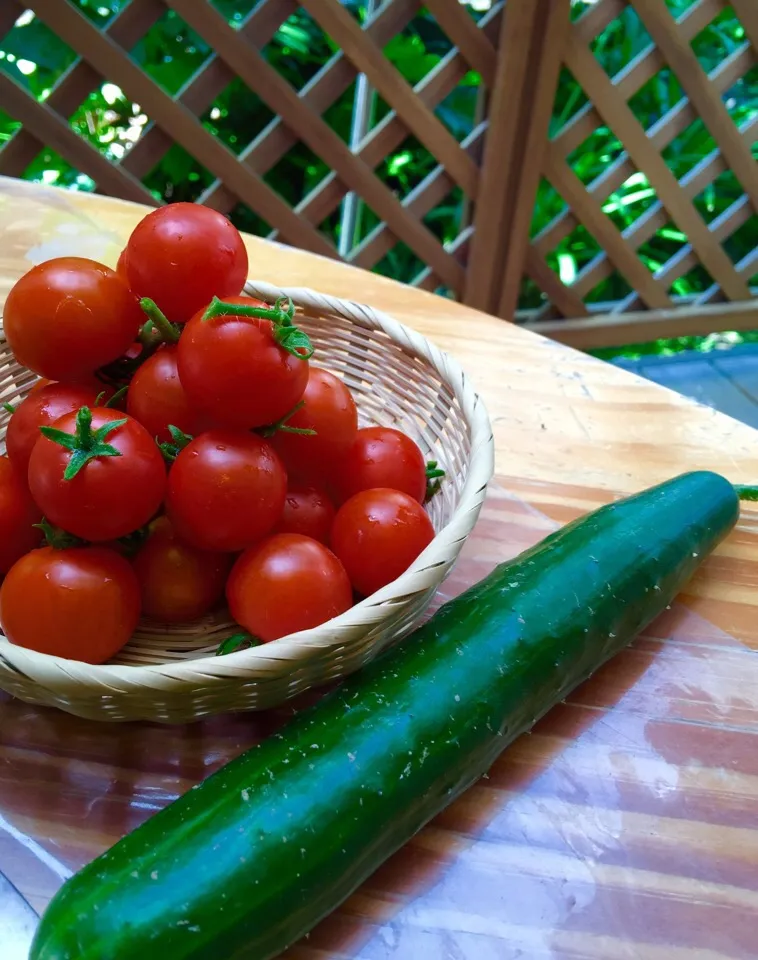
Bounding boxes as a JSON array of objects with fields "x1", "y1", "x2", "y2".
[
  {"x1": 425, "y1": 460, "x2": 446, "y2": 502},
  {"x1": 735, "y1": 485, "x2": 758, "y2": 502},
  {"x1": 95, "y1": 385, "x2": 129, "y2": 409},
  {"x1": 216, "y1": 632, "x2": 263, "y2": 656},
  {"x1": 158, "y1": 424, "x2": 193, "y2": 464},
  {"x1": 259, "y1": 400, "x2": 316, "y2": 439},
  {"x1": 39, "y1": 406, "x2": 126, "y2": 481},
  {"x1": 139, "y1": 298, "x2": 181, "y2": 344},
  {"x1": 3, "y1": 401, "x2": 16, "y2": 415},
  {"x1": 35, "y1": 518, "x2": 85, "y2": 550},
  {"x1": 202, "y1": 295, "x2": 314, "y2": 360}
]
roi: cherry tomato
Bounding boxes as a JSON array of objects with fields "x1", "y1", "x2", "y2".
[
  {"x1": 116, "y1": 247, "x2": 129, "y2": 280},
  {"x1": 331, "y1": 488, "x2": 435, "y2": 596},
  {"x1": 28, "y1": 407, "x2": 166, "y2": 542},
  {"x1": 0, "y1": 545, "x2": 140, "y2": 663},
  {"x1": 271, "y1": 368, "x2": 357, "y2": 483},
  {"x1": 177, "y1": 296, "x2": 309, "y2": 429},
  {"x1": 6, "y1": 382, "x2": 98, "y2": 475},
  {"x1": 227, "y1": 533, "x2": 352, "y2": 642},
  {"x1": 3, "y1": 257, "x2": 144, "y2": 381},
  {"x1": 0, "y1": 457, "x2": 41, "y2": 574},
  {"x1": 127, "y1": 345, "x2": 209, "y2": 443},
  {"x1": 125, "y1": 203, "x2": 248, "y2": 323},
  {"x1": 166, "y1": 430, "x2": 286, "y2": 552},
  {"x1": 273, "y1": 484, "x2": 335, "y2": 544},
  {"x1": 132, "y1": 517, "x2": 231, "y2": 623},
  {"x1": 337, "y1": 426, "x2": 427, "y2": 504}
]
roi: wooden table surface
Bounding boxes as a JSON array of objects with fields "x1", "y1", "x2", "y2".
[{"x1": 1, "y1": 176, "x2": 758, "y2": 959}]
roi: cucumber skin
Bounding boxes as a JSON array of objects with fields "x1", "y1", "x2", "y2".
[{"x1": 32, "y1": 471, "x2": 738, "y2": 960}]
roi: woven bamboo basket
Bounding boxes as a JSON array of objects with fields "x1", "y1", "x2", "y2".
[{"x1": 0, "y1": 280, "x2": 493, "y2": 722}]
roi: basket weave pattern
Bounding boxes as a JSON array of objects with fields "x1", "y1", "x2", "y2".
[{"x1": 0, "y1": 282, "x2": 494, "y2": 722}]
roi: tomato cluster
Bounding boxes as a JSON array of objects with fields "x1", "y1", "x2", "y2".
[{"x1": 0, "y1": 203, "x2": 442, "y2": 664}]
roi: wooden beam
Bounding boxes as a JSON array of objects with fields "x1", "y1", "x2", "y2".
[
  {"x1": 465, "y1": 0, "x2": 568, "y2": 313},
  {"x1": 496, "y1": 0, "x2": 572, "y2": 322},
  {"x1": 525, "y1": 299, "x2": 758, "y2": 349}
]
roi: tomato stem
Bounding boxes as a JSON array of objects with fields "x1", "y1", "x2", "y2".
[
  {"x1": 158, "y1": 424, "x2": 193, "y2": 464},
  {"x1": 95, "y1": 385, "x2": 129, "y2": 409},
  {"x1": 216, "y1": 632, "x2": 263, "y2": 656},
  {"x1": 202, "y1": 295, "x2": 288, "y2": 325},
  {"x1": 735, "y1": 485, "x2": 758, "y2": 501},
  {"x1": 202, "y1": 295, "x2": 314, "y2": 360},
  {"x1": 3, "y1": 401, "x2": 16, "y2": 415},
  {"x1": 35, "y1": 518, "x2": 84, "y2": 550},
  {"x1": 140, "y1": 298, "x2": 181, "y2": 344},
  {"x1": 425, "y1": 460, "x2": 446, "y2": 502},
  {"x1": 105, "y1": 385, "x2": 129, "y2": 408},
  {"x1": 259, "y1": 400, "x2": 317, "y2": 438},
  {"x1": 39, "y1": 406, "x2": 126, "y2": 481}
]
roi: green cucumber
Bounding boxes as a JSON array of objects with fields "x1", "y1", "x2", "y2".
[{"x1": 32, "y1": 470, "x2": 739, "y2": 960}]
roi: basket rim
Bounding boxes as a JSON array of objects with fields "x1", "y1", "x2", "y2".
[{"x1": 0, "y1": 280, "x2": 494, "y2": 685}]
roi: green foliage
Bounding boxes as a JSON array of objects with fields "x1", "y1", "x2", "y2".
[{"x1": 1, "y1": 0, "x2": 755, "y2": 355}]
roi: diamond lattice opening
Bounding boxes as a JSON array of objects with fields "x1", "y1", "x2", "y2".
[{"x1": 129, "y1": 9, "x2": 213, "y2": 97}]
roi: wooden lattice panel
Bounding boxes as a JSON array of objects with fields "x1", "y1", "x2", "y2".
[
  {"x1": 0, "y1": 0, "x2": 509, "y2": 301},
  {"x1": 521, "y1": 0, "x2": 758, "y2": 333}
]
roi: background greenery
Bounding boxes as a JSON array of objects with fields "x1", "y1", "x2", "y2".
[{"x1": 0, "y1": 0, "x2": 755, "y2": 358}]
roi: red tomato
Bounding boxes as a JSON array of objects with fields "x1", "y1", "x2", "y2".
[
  {"x1": 273, "y1": 484, "x2": 335, "y2": 544},
  {"x1": 125, "y1": 203, "x2": 248, "y2": 323},
  {"x1": 331, "y1": 488, "x2": 434, "y2": 596},
  {"x1": 271, "y1": 368, "x2": 357, "y2": 482},
  {"x1": 126, "y1": 345, "x2": 209, "y2": 443},
  {"x1": 337, "y1": 427, "x2": 427, "y2": 504},
  {"x1": 0, "y1": 545, "x2": 140, "y2": 662},
  {"x1": 132, "y1": 517, "x2": 231, "y2": 623},
  {"x1": 116, "y1": 247, "x2": 128, "y2": 280},
  {"x1": 227, "y1": 533, "x2": 352, "y2": 642},
  {"x1": 177, "y1": 296, "x2": 309, "y2": 429},
  {"x1": 3, "y1": 257, "x2": 144, "y2": 381},
  {"x1": 0, "y1": 457, "x2": 41, "y2": 574},
  {"x1": 6, "y1": 382, "x2": 99, "y2": 475},
  {"x1": 166, "y1": 430, "x2": 286, "y2": 552},
  {"x1": 28, "y1": 407, "x2": 166, "y2": 542}
]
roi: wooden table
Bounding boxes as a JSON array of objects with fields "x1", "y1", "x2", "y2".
[{"x1": 1, "y1": 176, "x2": 758, "y2": 959}]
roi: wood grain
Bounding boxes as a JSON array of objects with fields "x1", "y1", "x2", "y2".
[{"x1": 1, "y1": 178, "x2": 758, "y2": 957}]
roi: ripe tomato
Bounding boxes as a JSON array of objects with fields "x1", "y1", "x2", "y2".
[
  {"x1": 28, "y1": 407, "x2": 166, "y2": 542},
  {"x1": 3, "y1": 257, "x2": 144, "y2": 381},
  {"x1": 273, "y1": 484, "x2": 335, "y2": 544},
  {"x1": 126, "y1": 345, "x2": 209, "y2": 443},
  {"x1": 227, "y1": 533, "x2": 352, "y2": 642},
  {"x1": 132, "y1": 517, "x2": 231, "y2": 622},
  {"x1": 0, "y1": 457, "x2": 41, "y2": 574},
  {"x1": 125, "y1": 203, "x2": 248, "y2": 323},
  {"x1": 166, "y1": 430, "x2": 286, "y2": 552},
  {"x1": 6, "y1": 382, "x2": 98, "y2": 474},
  {"x1": 0, "y1": 545, "x2": 140, "y2": 663},
  {"x1": 177, "y1": 296, "x2": 309, "y2": 429},
  {"x1": 116, "y1": 247, "x2": 129, "y2": 280},
  {"x1": 271, "y1": 368, "x2": 357, "y2": 482},
  {"x1": 331, "y1": 488, "x2": 434, "y2": 596},
  {"x1": 337, "y1": 426, "x2": 427, "y2": 504}
]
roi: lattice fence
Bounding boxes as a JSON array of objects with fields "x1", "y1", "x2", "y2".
[
  {"x1": 521, "y1": 0, "x2": 758, "y2": 341},
  {"x1": 0, "y1": 0, "x2": 522, "y2": 303},
  {"x1": 0, "y1": 0, "x2": 755, "y2": 346}
]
